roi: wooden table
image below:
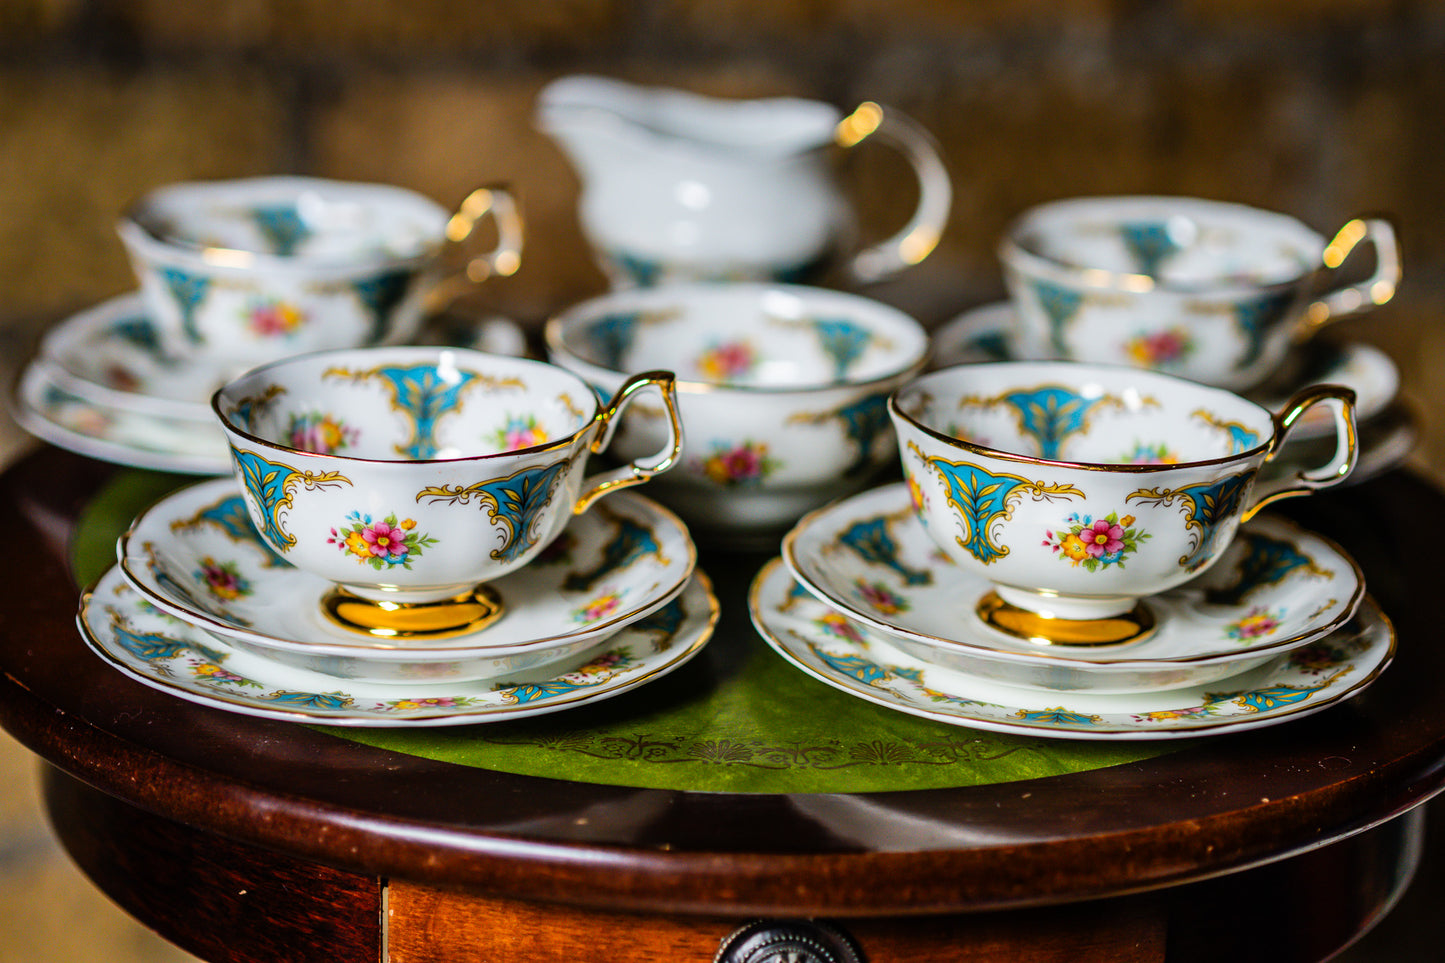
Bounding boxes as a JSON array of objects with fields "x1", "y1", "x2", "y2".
[{"x1": 2, "y1": 444, "x2": 1443, "y2": 962}]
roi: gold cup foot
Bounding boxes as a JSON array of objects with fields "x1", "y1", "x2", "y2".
[
  {"x1": 321, "y1": 584, "x2": 504, "y2": 640},
  {"x1": 976, "y1": 591, "x2": 1156, "y2": 647}
]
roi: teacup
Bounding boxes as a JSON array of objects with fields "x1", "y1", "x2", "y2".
[
  {"x1": 889, "y1": 361, "x2": 1357, "y2": 646},
  {"x1": 998, "y1": 196, "x2": 1400, "y2": 391},
  {"x1": 546, "y1": 282, "x2": 930, "y2": 545},
  {"x1": 119, "y1": 176, "x2": 524, "y2": 367},
  {"x1": 212, "y1": 346, "x2": 681, "y2": 639}
]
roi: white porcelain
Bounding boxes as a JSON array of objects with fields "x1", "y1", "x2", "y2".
[
  {"x1": 751, "y1": 558, "x2": 1393, "y2": 740},
  {"x1": 547, "y1": 282, "x2": 929, "y2": 544},
  {"x1": 931, "y1": 300, "x2": 1401, "y2": 438},
  {"x1": 537, "y1": 75, "x2": 951, "y2": 288},
  {"x1": 118, "y1": 477, "x2": 696, "y2": 683},
  {"x1": 783, "y1": 482, "x2": 1363, "y2": 692},
  {"x1": 79, "y1": 564, "x2": 717, "y2": 726},
  {"x1": 890, "y1": 361, "x2": 1357, "y2": 632},
  {"x1": 12, "y1": 361, "x2": 232, "y2": 474},
  {"x1": 119, "y1": 177, "x2": 523, "y2": 366},
  {"x1": 999, "y1": 196, "x2": 1400, "y2": 391},
  {"x1": 213, "y1": 346, "x2": 682, "y2": 638}
]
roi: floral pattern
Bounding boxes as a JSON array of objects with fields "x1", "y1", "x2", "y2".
[
  {"x1": 696, "y1": 339, "x2": 757, "y2": 383},
  {"x1": 699, "y1": 440, "x2": 779, "y2": 486},
  {"x1": 1226, "y1": 606, "x2": 1283, "y2": 642},
  {"x1": 287, "y1": 412, "x2": 358, "y2": 455},
  {"x1": 1120, "y1": 442, "x2": 1179, "y2": 465},
  {"x1": 328, "y1": 511, "x2": 437, "y2": 570},
  {"x1": 1043, "y1": 511, "x2": 1150, "y2": 571},
  {"x1": 1125, "y1": 327, "x2": 1194, "y2": 367},
  {"x1": 854, "y1": 578, "x2": 908, "y2": 615},
  {"x1": 574, "y1": 591, "x2": 623, "y2": 624},
  {"x1": 196, "y1": 556, "x2": 251, "y2": 602},
  {"x1": 247, "y1": 298, "x2": 307, "y2": 337},
  {"x1": 492, "y1": 414, "x2": 548, "y2": 451}
]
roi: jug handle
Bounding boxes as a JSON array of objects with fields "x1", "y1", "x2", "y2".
[
  {"x1": 423, "y1": 185, "x2": 526, "y2": 314},
  {"x1": 836, "y1": 103, "x2": 953, "y2": 284},
  {"x1": 1294, "y1": 216, "x2": 1400, "y2": 338}
]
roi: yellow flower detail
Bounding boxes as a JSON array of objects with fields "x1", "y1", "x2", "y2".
[{"x1": 345, "y1": 531, "x2": 374, "y2": 557}]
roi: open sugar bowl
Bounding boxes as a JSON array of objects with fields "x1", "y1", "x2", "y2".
[
  {"x1": 546, "y1": 282, "x2": 930, "y2": 547},
  {"x1": 889, "y1": 361, "x2": 1358, "y2": 647},
  {"x1": 212, "y1": 346, "x2": 681, "y2": 640},
  {"x1": 119, "y1": 176, "x2": 524, "y2": 367},
  {"x1": 999, "y1": 196, "x2": 1399, "y2": 391}
]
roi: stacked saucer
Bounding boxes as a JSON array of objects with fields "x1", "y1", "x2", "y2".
[
  {"x1": 79, "y1": 477, "x2": 718, "y2": 726},
  {"x1": 751, "y1": 482, "x2": 1393, "y2": 740},
  {"x1": 930, "y1": 302, "x2": 1418, "y2": 485},
  {"x1": 15, "y1": 292, "x2": 529, "y2": 475}
]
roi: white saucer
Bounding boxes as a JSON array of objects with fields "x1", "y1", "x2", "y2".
[
  {"x1": 931, "y1": 301, "x2": 1400, "y2": 438},
  {"x1": 751, "y1": 558, "x2": 1393, "y2": 740},
  {"x1": 80, "y1": 564, "x2": 717, "y2": 726},
  {"x1": 119, "y1": 477, "x2": 699, "y2": 684},
  {"x1": 782, "y1": 483, "x2": 1363, "y2": 693},
  {"x1": 12, "y1": 361, "x2": 232, "y2": 474},
  {"x1": 17, "y1": 291, "x2": 531, "y2": 475}
]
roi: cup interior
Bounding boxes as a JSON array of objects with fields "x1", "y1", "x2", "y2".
[
  {"x1": 125, "y1": 177, "x2": 446, "y2": 264},
  {"x1": 549, "y1": 283, "x2": 928, "y2": 389},
  {"x1": 1006, "y1": 196, "x2": 1323, "y2": 288},
  {"x1": 895, "y1": 362, "x2": 1275, "y2": 466},
  {"x1": 215, "y1": 348, "x2": 596, "y2": 461}
]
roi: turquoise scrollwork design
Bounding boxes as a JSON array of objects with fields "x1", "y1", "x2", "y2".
[
  {"x1": 170, "y1": 494, "x2": 287, "y2": 567},
  {"x1": 1119, "y1": 219, "x2": 1185, "y2": 278},
  {"x1": 914, "y1": 444, "x2": 1084, "y2": 565},
  {"x1": 159, "y1": 266, "x2": 211, "y2": 345},
  {"x1": 231, "y1": 449, "x2": 352, "y2": 552},
  {"x1": 562, "y1": 505, "x2": 666, "y2": 592},
  {"x1": 960, "y1": 383, "x2": 1139, "y2": 461},
  {"x1": 806, "y1": 641, "x2": 891, "y2": 687},
  {"x1": 1204, "y1": 530, "x2": 1331, "y2": 606},
  {"x1": 810, "y1": 317, "x2": 875, "y2": 380},
  {"x1": 251, "y1": 203, "x2": 310, "y2": 256},
  {"x1": 350, "y1": 269, "x2": 413, "y2": 345},
  {"x1": 834, "y1": 511, "x2": 932, "y2": 586},
  {"x1": 418, "y1": 460, "x2": 569, "y2": 563},
  {"x1": 1231, "y1": 290, "x2": 1294, "y2": 370},
  {"x1": 109, "y1": 611, "x2": 193, "y2": 663},
  {"x1": 1028, "y1": 279, "x2": 1084, "y2": 357},
  {"x1": 1190, "y1": 409, "x2": 1261, "y2": 455},
  {"x1": 323, "y1": 362, "x2": 523, "y2": 459},
  {"x1": 787, "y1": 392, "x2": 890, "y2": 476},
  {"x1": 1127, "y1": 470, "x2": 1253, "y2": 571}
]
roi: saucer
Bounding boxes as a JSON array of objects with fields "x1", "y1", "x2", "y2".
[
  {"x1": 751, "y1": 558, "x2": 1393, "y2": 740},
  {"x1": 931, "y1": 301, "x2": 1400, "y2": 437},
  {"x1": 80, "y1": 564, "x2": 717, "y2": 726},
  {"x1": 782, "y1": 483, "x2": 1363, "y2": 693},
  {"x1": 12, "y1": 361, "x2": 232, "y2": 474},
  {"x1": 119, "y1": 477, "x2": 698, "y2": 684}
]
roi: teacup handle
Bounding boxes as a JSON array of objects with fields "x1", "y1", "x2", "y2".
[
  {"x1": 423, "y1": 185, "x2": 526, "y2": 313},
  {"x1": 835, "y1": 102, "x2": 953, "y2": 284},
  {"x1": 1297, "y1": 216, "x2": 1400, "y2": 335},
  {"x1": 573, "y1": 370, "x2": 684, "y2": 514},
  {"x1": 1243, "y1": 384, "x2": 1359, "y2": 520}
]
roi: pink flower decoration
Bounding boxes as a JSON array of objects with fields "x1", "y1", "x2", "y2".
[
  {"x1": 1084, "y1": 519, "x2": 1125, "y2": 557},
  {"x1": 363, "y1": 520, "x2": 409, "y2": 560}
]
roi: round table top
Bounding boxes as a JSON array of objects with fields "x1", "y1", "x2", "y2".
[{"x1": 3, "y1": 445, "x2": 1444, "y2": 918}]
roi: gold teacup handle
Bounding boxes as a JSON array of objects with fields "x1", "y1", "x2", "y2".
[
  {"x1": 834, "y1": 102, "x2": 953, "y2": 284},
  {"x1": 424, "y1": 185, "x2": 526, "y2": 313},
  {"x1": 1298, "y1": 216, "x2": 1400, "y2": 335},
  {"x1": 1244, "y1": 383, "x2": 1359, "y2": 520},
  {"x1": 573, "y1": 370, "x2": 683, "y2": 514}
]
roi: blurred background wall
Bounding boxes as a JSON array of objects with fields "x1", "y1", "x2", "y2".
[
  {"x1": 1, "y1": 0, "x2": 1441, "y2": 465},
  {"x1": 0, "y1": 2, "x2": 1441, "y2": 960}
]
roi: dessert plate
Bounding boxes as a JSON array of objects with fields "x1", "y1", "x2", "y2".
[
  {"x1": 931, "y1": 300, "x2": 1399, "y2": 437},
  {"x1": 782, "y1": 483, "x2": 1363, "y2": 693},
  {"x1": 80, "y1": 565, "x2": 717, "y2": 726},
  {"x1": 119, "y1": 477, "x2": 698, "y2": 684},
  {"x1": 751, "y1": 558, "x2": 1393, "y2": 740},
  {"x1": 12, "y1": 361, "x2": 231, "y2": 474}
]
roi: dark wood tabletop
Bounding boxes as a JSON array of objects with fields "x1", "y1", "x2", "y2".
[{"x1": 2, "y1": 444, "x2": 1443, "y2": 963}]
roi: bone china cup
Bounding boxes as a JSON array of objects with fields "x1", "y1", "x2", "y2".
[
  {"x1": 119, "y1": 176, "x2": 524, "y2": 366},
  {"x1": 999, "y1": 196, "x2": 1400, "y2": 391},
  {"x1": 889, "y1": 361, "x2": 1358, "y2": 646},
  {"x1": 212, "y1": 346, "x2": 681, "y2": 639},
  {"x1": 546, "y1": 282, "x2": 930, "y2": 545}
]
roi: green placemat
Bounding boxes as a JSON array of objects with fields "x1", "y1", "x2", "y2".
[{"x1": 76, "y1": 470, "x2": 1181, "y2": 794}]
